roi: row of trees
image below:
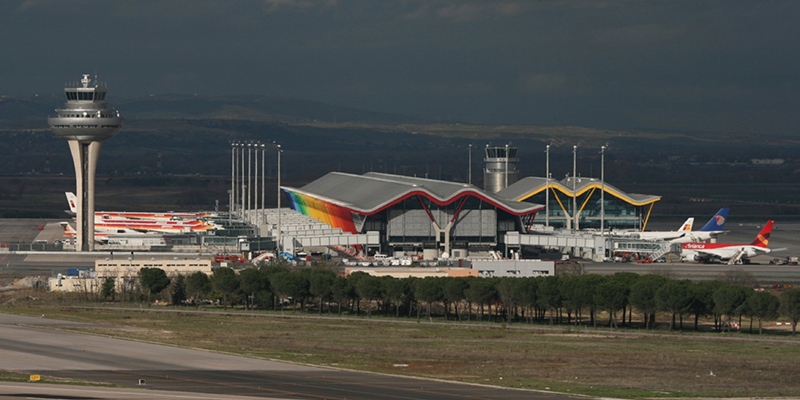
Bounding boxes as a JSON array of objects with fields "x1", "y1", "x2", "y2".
[{"x1": 126, "y1": 265, "x2": 800, "y2": 335}]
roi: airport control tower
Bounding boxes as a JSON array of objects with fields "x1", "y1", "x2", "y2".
[
  {"x1": 483, "y1": 145, "x2": 518, "y2": 193},
  {"x1": 48, "y1": 74, "x2": 123, "y2": 251}
]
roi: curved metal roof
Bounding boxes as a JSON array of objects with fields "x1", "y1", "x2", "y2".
[
  {"x1": 283, "y1": 172, "x2": 542, "y2": 216},
  {"x1": 497, "y1": 176, "x2": 660, "y2": 206}
]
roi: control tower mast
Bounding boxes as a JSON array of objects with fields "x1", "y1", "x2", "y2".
[
  {"x1": 483, "y1": 145, "x2": 518, "y2": 193},
  {"x1": 48, "y1": 74, "x2": 123, "y2": 251}
]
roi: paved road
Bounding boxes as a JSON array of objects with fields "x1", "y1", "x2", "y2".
[{"x1": 0, "y1": 313, "x2": 580, "y2": 400}]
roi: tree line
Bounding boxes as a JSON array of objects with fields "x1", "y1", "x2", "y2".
[{"x1": 118, "y1": 265, "x2": 800, "y2": 335}]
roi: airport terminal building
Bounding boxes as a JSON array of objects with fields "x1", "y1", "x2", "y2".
[
  {"x1": 498, "y1": 176, "x2": 661, "y2": 231},
  {"x1": 282, "y1": 172, "x2": 543, "y2": 258}
]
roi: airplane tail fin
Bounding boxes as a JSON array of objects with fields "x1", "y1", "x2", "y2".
[
  {"x1": 751, "y1": 220, "x2": 774, "y2": 248},
  {"x1": 678, "y1": 218, "x2": 694, "y2": 232},
  {"x1": 65, "y1": 192, "x2": 78, "y2": 214},
  {"x1": 699, "y1": 208, "x2": 729, "y2": 232}
]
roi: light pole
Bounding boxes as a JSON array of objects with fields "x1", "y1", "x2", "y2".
[
  {"x1": 600, "y1": 145, "x2": 607, "y2": 258},
  {"x1": 504, "y1": 143, "x2": 509, "y2": 189},
  {"x1": 247, "y1": 142, "x2": 253, "y2": 222},
  {"x1": 261, "y1": 143, "x2": 266, "y2": 230},
  {"x1": 468, "y1": 144, "x2": 472, "y2": 185},
  {"x1": 230, "y1": 142, "x2": 235, "y2": 221},
  {"x1": 572, "y1": 145, "x2": 577, "y2": 233},
  {"x1": 240, "y1": 142, "x2": 245, "y2": 221},
  {"x1": 545, "y1": 144, "x2": 550, "y2": 227},
  {"x1": 254, "y1": 141, "x2": 259, "y2": 227},
  {"x1": 276, "y1": 143, "x2": 282, "y2": 254}
]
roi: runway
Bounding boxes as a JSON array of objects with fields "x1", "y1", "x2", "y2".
[{"x1": 0, "y1": 313, "x2": 580, "y2": 400}]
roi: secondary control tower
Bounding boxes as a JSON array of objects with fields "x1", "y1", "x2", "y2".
[
  {"x1": 483, "y1": 145, "x2": 518, "y2": 193},
  {"x1": 48, "y1": 74, "x2": 123, "y2": 251}
]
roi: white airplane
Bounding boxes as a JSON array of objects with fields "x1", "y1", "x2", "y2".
[
  {"x1": 65, "y1": 192, "x2": 220, "y2": 234},
  {"x1": 680, "y1": 220, "x2": 781, "y2": 264},
  {"x1": 66, "y1": 192, "x2": 214, "y2": 221},
  {"x1": 670, "y1": 208, "x2": 729, "y2": 243},
  {"x1": 610, "y1": 218, "x2": 694, "y2": 241}
]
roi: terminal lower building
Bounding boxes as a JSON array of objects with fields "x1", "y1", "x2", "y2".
[{"x1": 281, "y1": 172, "x2": 543, "y2": 259}]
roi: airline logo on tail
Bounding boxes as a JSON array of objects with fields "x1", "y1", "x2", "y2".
[
  {"x1": 751, "y1": 220, "x2": 773, "y2": 248},
  {"x1": 680, "y1": 221, "x2": 692, "y2": 231},
  {"x1": 65, "y1": 192, "x2": 78, "y2": 214},
  {"x1": 699, "y1": 208, "x2": 730, "y2": 231}
]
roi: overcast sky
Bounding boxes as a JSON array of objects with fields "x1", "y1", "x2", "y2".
[{"x1": 2, "y1": 0, "x2": 798, "y2": 134}]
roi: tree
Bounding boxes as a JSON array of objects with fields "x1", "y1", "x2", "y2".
[
  {"x1": 138, "y1": 267, "x2": 170, "y2": 301},
  {"x1": 465, "y1": 278, "x2": 496, "y2": 322},
  {"x1": 271, "y1": 271, "x2": 309, "y2": 314},
  {"x1": 444, "y1": 277, "x2": 469, "y2": 321},
  {"x1": 382, "y1": 277, "x2": 409, "y2": 318},
  {"x1": 629, "y1": 274, "x2": 668, "y2": 329},
  {"x1": 239, "y1": 267, "x2": 270, "y2": 309},
  {"x1": 688, "y1": 280, "x2": 724, "y2": 331},
  {"x1": 496, "y1": 278, "x2": 519, "y2": 324},
  {"x1": 609, "y1": 272, "x2": 638, "y2": 326},
  {"x1": 330, "y1": 276, "x2": 353, "y2": 315},
  {"x1": 713, "y1": 284, "x2": 748, "y2": 332},
  {"x1": 415, "y1": 277, "x2": 444, "y2": 321},
  {"x1": 780, "y1": 289, "x2": 800, "y2": 336},
  {"x1": 211, "y1": 267, "x2": 240, "y2": 309},
  {"x1": 594, "y1": 277, "x2": 628, "y2": 328},
  {"x1": 516, "y1": 277, "x2": 538, "y2": 324},
  {"x1": 186, "y1": 271, "x2": 211, "y2": 304},
  {"x1": 100, "y1": 277, "x2": 115, "y2": 302},
  {"x1": 308, "y1": 268, "x2": 336, "y2": 314},
  {"x1": 747, "y1": 291, "x2": 780, "y2": 334},
  {"x1": 356, "y1": 275, "x2": 383, "y2": 318},
  {"x1": 655, "y1": 280, "x2": 692, "y2": 332},
  {"x1": 537, "y1": 276, "x2": 562, "y2": 326},
  {"x1": 171, "y1": 275, "x2": 187, "y2": 306}
]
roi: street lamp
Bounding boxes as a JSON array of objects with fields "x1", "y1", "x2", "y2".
[
  {"x1": 261, "y1": 143, "x2": 266, "y2": 230},
  {"x1": 572, "y1": 145, "x2": 577, "y2": 232},
  {"x1": 276, "y1": 143, "x2": 282, "y2": 254},
  {"x1": 545, "y1": 144, "x2": 550, "y2": 227},
  {"x1": 600, "y1": 145, "x2": 607, "y2": 237},
  {"x1": 230, "y1": 142, "x2": 235, "y2": 221},
  {"x1": 468, "y1": 144, "x2": 472, "y2": 185},
  {"x1": 504, "y1": 143, "x2": 509, "y2": 189},
  {"x1": 240, "y1": 142, "x2": 245, "y2": 221}
]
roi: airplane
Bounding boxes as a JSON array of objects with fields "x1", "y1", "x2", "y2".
[
  {"x1": 680, "y1": 220, "x2": 782, "y2": 264},
  {"x1": 609, "y1": 218, "x2": 694, "y2": 241},
  {"x1": 65, "y1": 192, "x2": 213, "y2": 221},
  {"x1": 670, "y1": 208, "x2": 729, "y2": 243},
  {"x1": 65, "y1": 192, "x2": 221, "y2": 233}
]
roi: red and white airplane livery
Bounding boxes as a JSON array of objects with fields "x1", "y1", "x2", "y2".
[
  {"x1": 63, "y1": 192, "x2": 220, "y2": 235},
  {"x1": 680, "y1": 220, "x2": 778, "y2": 264}
]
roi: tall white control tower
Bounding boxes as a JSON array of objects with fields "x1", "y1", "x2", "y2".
[
  {"x1": 48, "y1": 74, "x2": 124, "y2": 251},
  {"x1": 483, "y1": 145, "x2": 518, "y2": 193}
]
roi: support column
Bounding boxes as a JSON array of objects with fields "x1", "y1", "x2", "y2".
[{"x1": 67, "y1": 140, "x2": 102, "y2": 252}]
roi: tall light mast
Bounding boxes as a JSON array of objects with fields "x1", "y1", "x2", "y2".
[
  {"x1": 545, "y1": 144, "x2": 550, "y2": 227},
  {"x1": 48, "y1": 74, "x2": 123, "y2": 251}
]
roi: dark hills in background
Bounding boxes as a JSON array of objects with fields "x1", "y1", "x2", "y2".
[{"x1": 1, "y1": 94, "x2": 799, "y2": 219}]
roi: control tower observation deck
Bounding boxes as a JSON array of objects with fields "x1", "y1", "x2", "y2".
[{"x1": 48, "y1": 74, "x2": 123, "y2": 251}]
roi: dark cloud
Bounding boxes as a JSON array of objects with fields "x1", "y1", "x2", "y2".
[{"x1": 2, "y1": 0, "x2": 799, "y2": 134}]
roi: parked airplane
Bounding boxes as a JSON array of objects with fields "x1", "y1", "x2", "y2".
[
  {"x1": 671, "y1": 208, "x2": 729, "y2": 243},
  {"x1": 610, "y1": 218, "x2": 694, "y2": 241},
  {"x1": 66, "y1": 192, "x2": 213, "y2": 221},
  {"x1": 65, "y1": 192, "x2": 220, "y2": 233},
  {"x1": 680, "y1": 220, "x2": 780, "y2": 264},
  {"x1": 59, "y1": 222, "x2": 148, "y2": 244}
]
